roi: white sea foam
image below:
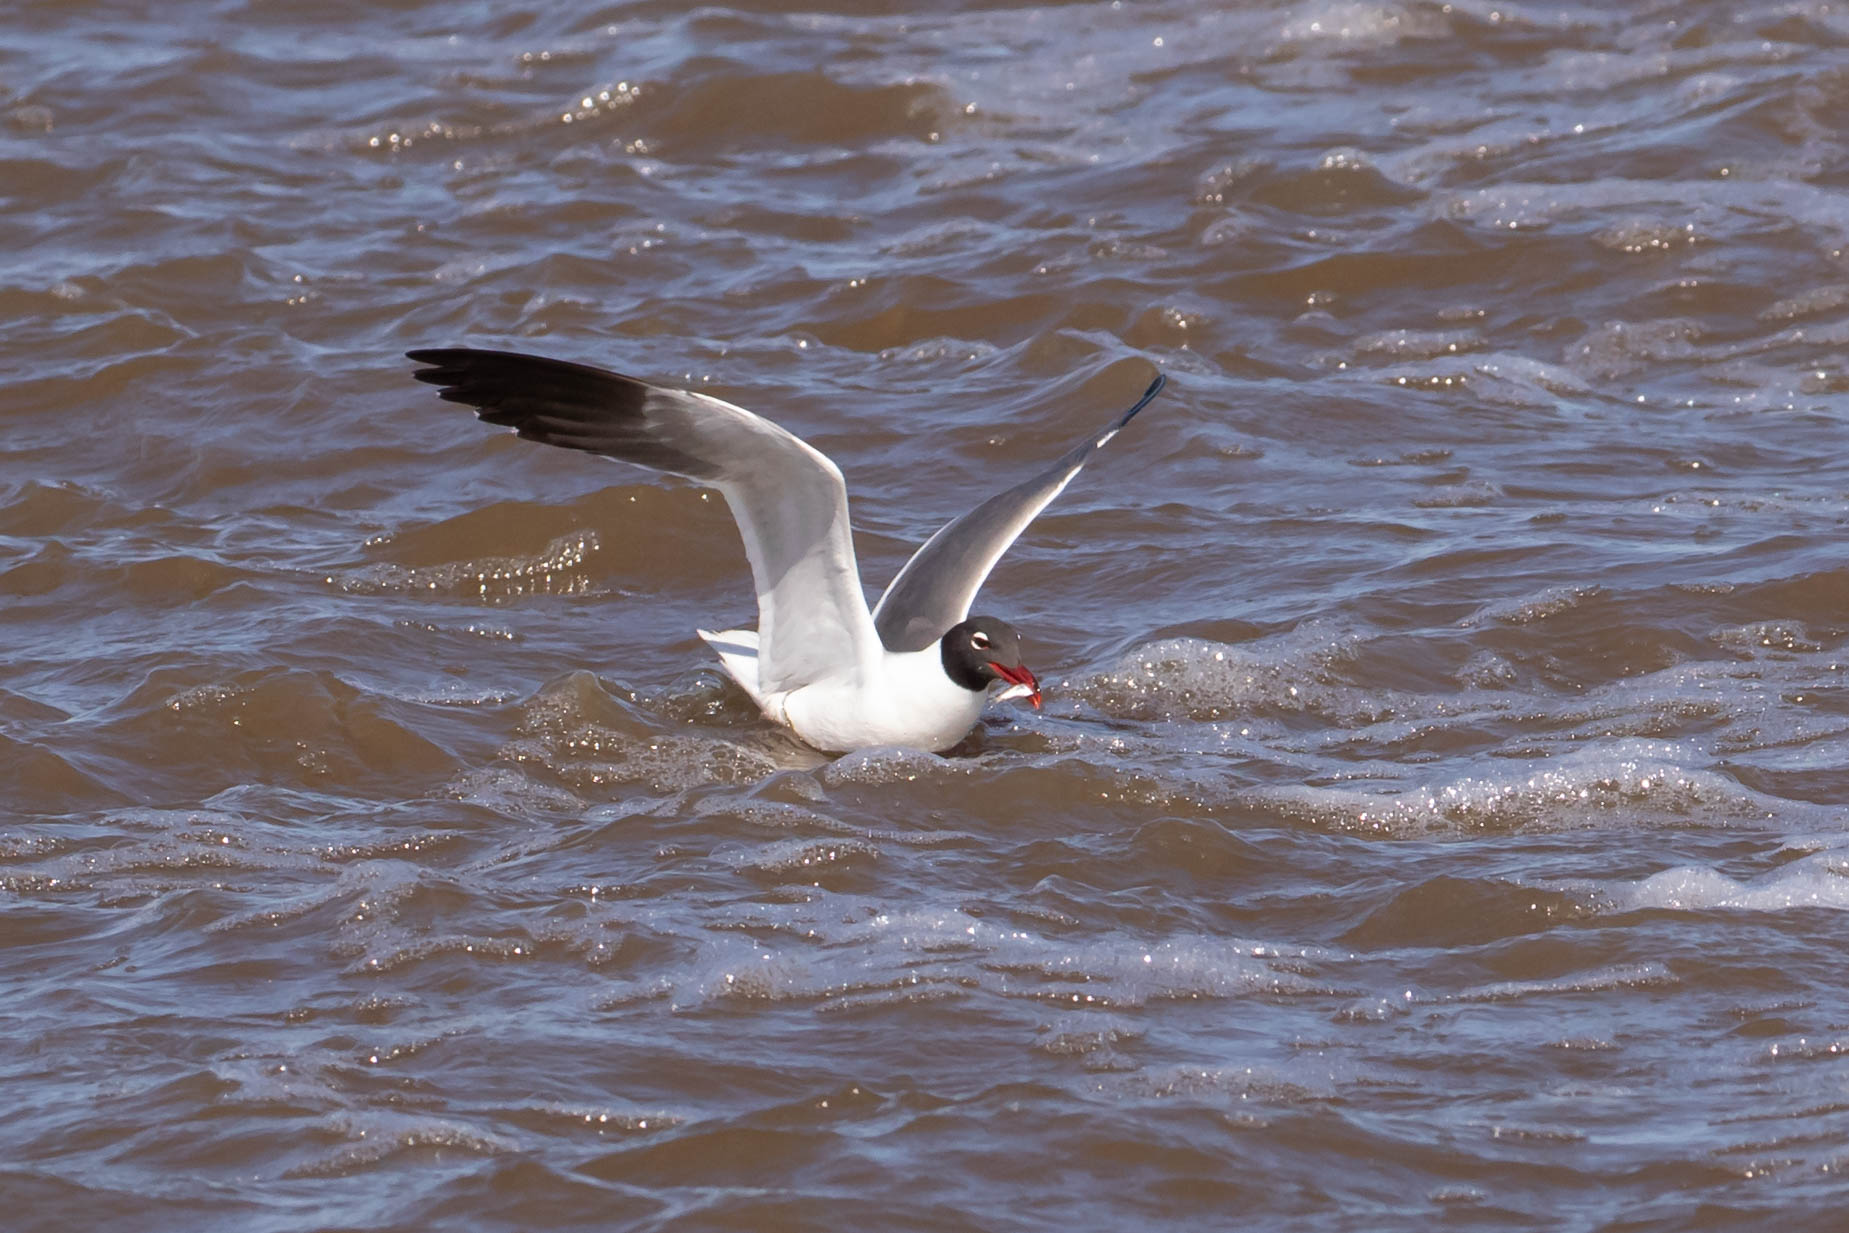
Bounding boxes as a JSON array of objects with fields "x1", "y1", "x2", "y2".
[
  {"x1": 1073, "y1": 626, "x2": 1371, "y2": 724},
  {"x1": 1598, "y1": 851, "x2": 1849, "y2": 913},
  {"x1": 665, "y1": 897, "x2": 1331, "y2": 1011},
  {"x1": 1250, "y1": 738, "x2": 1793, "y2": 835}
]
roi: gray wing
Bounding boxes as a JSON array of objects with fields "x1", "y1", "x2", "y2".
[
  {"x1": 872, "y1": 372, "x2": 1166, "y2": 652},
  {"x1": 407, "y1": 348, "x2": 880, "y2": 693}
]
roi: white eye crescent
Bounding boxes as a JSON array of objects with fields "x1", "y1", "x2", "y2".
[{"x1": 971, "y1": 631, "x2": 991, "y2": 649}]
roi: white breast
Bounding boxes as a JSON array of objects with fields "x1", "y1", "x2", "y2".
[{"x1": 779, "y1": 646, "x2": 988, "y2": 753}]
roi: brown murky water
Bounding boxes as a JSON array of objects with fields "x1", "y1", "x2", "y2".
[{"x1": 7, "y1": 1, "x2": 1849, "y2": 1228}]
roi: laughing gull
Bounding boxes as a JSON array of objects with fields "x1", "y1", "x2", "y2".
[{"x1": 406, "y1": 348, "x2": 1165, "y2": 752}]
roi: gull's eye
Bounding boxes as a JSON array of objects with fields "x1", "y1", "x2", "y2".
[{"x1": 971, "y1": 631, "x2": 991, "y2": 650}]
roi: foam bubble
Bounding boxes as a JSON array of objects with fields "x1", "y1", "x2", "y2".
[
  {"x1": 283, "y1": 1112, "x2": 512, "y2": 1178},
  {"x1": 985, "y1": 934, "x2": 1328, "y2": 1007},
  {"x1": 823, "y1": 745, "x2": 967, "y2": 785},
  {"x1": 714, "y1": 837, "x2": 880, "y2": 876},
  {"x1": 1709, "y1": 621, "x2": 1823, "y2": 656},
  {"x1": 1454, "y1": 962, "x2": 1676, "y2": 1003},
  {"x1": 1073, "y1": 627, "x2": 1371, "y2": 724},
  {"x1": 1361, "y1": 352, "x2": 1593, "y2": 407},
  {"x1": 515, "y1": 1103, "x2": 678, "y2": 1135},
  {"x1": 656, "y1": 896, "x2": 1329, "y2": 1013},
  {"x1": 1276, "y1": 2, "x2": 1449, "y2": 47},
  {"x1": 1759, "y1": 284, "x2": 1849, "y2": 323},
  {"x1": 1251, "y1": 739, "x2": 1781, "y2": 835},
  {"x1": 334, "y1": 530, "x2": 599, "y2": 600},
  {"x1": 510, "y1": 672, "x2": 782, "y2": 792},
  {"x1": 1599, "y1": 851, "x2": 1849, "y2": 913},
  {"x1": 1463, "y1": 584, "x2": 1601, "y2": 627},
  {"x1": 1353, "y1": 327, "x2": 1482, "y2": 360}
]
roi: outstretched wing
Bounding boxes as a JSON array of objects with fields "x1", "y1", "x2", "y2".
[
  {"x1": 871, "y1": 372, "x2": 1166, "y2": 652},
  {"x1": 407, "y1": 348, "x2": 879, "y2": 692}
]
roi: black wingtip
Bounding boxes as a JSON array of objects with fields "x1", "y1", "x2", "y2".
[
  {"x1": 1119, "y1": 370, "x2": 1167, "y2": 427},
  {"x1": 406, "y1": 347, "x2": 467, "y2": 369}
]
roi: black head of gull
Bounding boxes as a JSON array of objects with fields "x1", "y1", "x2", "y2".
[{"x1": 940, "y1": 616, "x2": 1041, "y2": 709}]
